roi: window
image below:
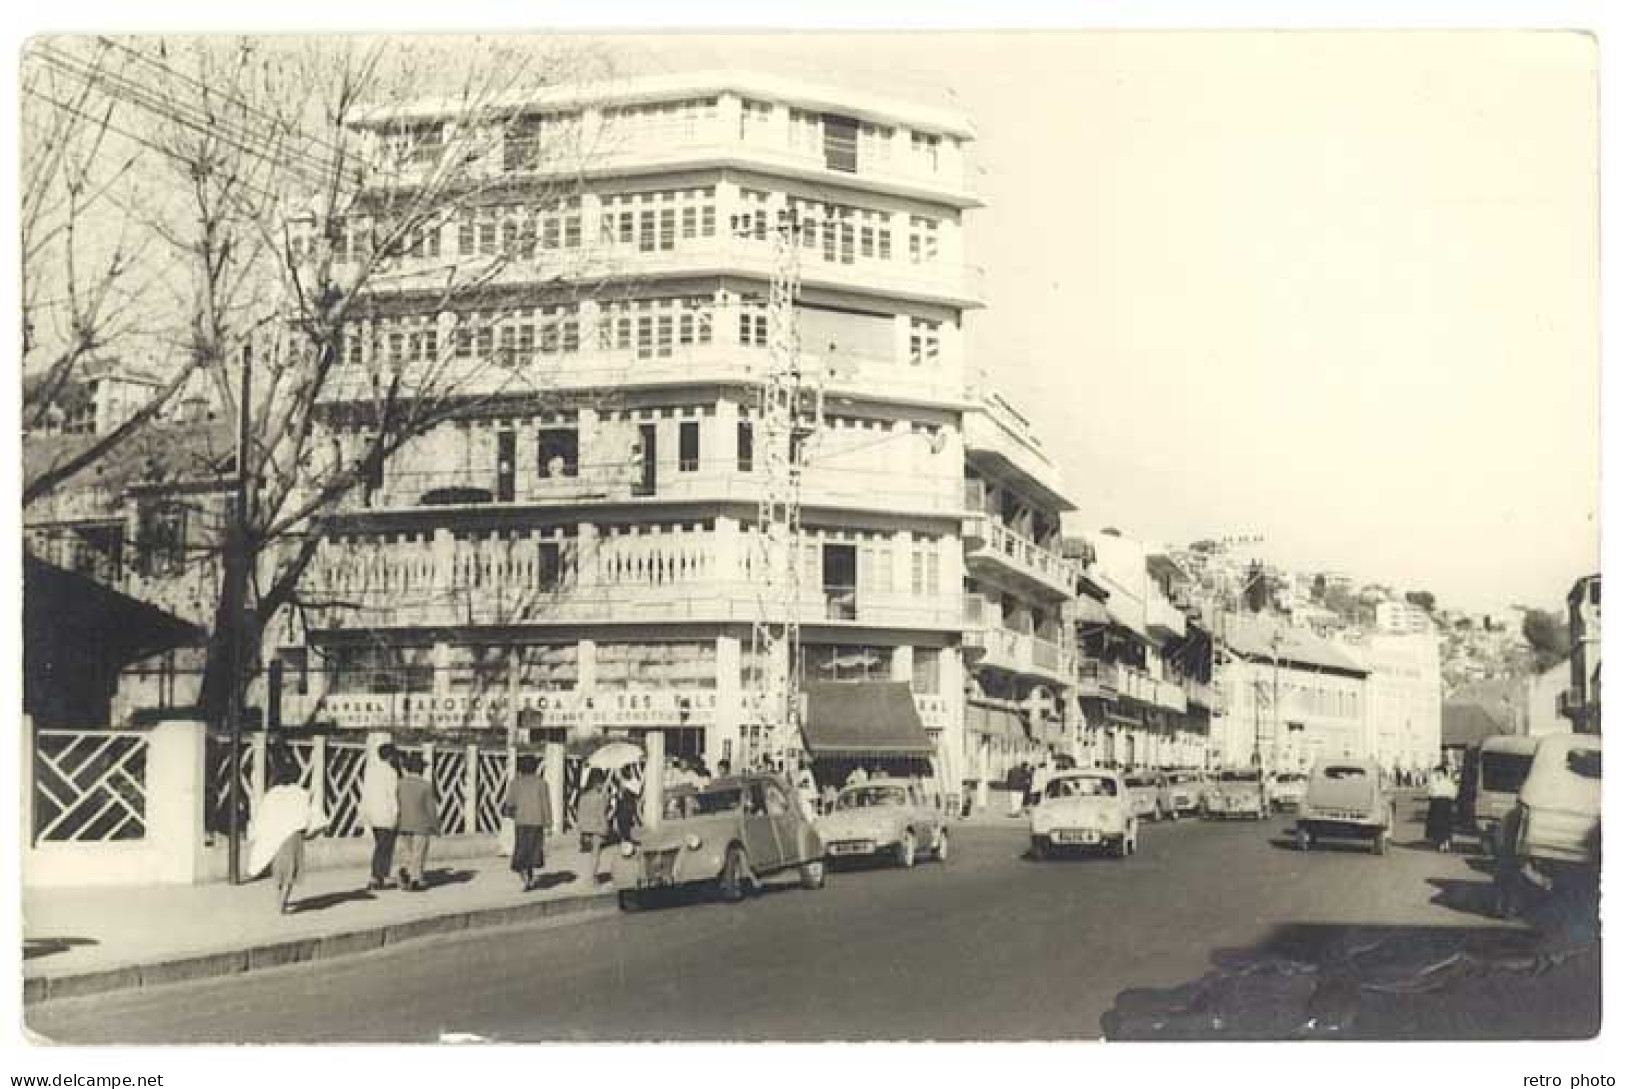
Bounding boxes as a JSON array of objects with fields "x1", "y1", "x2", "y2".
[
  {"x1": 447, "y1": 645, "x2": 509, "y2": 692},
  {"x1": 595, "y1": 641, "x2": 719, "y2": 690},
  {"x1": 327, "y1": 645, "x2": 434, "y2": 695},
  {"x1": 537, "y1": 541, "x2": 563, "y2": 591},
  {"x1": 740, "y1": 98, "x2": 774, "y2": 140},
  {"x1": 538, "y1": 305, "x2": 581, "y2": 355},
  {"x1": 736, "y1": 189, "x2": 771, "y2": 241},
  {"x1": 737, "y1": 419, "x2": 754, "y2": 472},
  {"x1": 858, "y1": 121, "x2": 893, "y2": 164},
  {"x1": 390, "y1": 121, "x2": 443, "y2": 168},
  {"x1": 912, "y1": 647, "x2": 941, "y2": 695},
  {"x1": 737, "y1": 298, "x2": 768, "y2": 347},
  {"x1": 679, "y1": 420, "x2": 700, "y2": 472},
  {"x1": 909, "y1": 216, "x2": 940, "y2": 264},
  {"x1": 802, "y1": 644, "x2": 893, "y2": 683},
  {"x1": 823, "y1": 113, "x2": 858, "y2": 172},
  {"x1": 602, "y1": 297, "x2": 714, "y2": 359},
  {"x1": 538, "y1": 428, "x2": 579, "y2": 478},
  {"x1": 911, "y1": 543, "x2": 940, "y2": 595},
  {"x1": 496, "y1": 430, "x2": 516, "y2": 502},
  {"x1": 602, "y1": 188, "x2": 715, "y2": 252},
  {"x1": 910, "y1": 130, "x2": 941, "y2": 173},
  {"x1": 909, "y1": 318, "x2": 941, "y2": 366}
]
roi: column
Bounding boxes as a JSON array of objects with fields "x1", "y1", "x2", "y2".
[
  {"x1": 464, "y1": 743, "x2": 480, "y2": 834},
  {"x1": 714, "y1": 634, "x2": 742, "y2": 773},
  {"x1": 147, "y1": 719, "x2": 209, "y2": 884},
  {"x1": 642, "y1": 730, "x2": 665, "y2": 831},
  {"x1": 544, "y1": 741, "x2": 565, "y2": 835}
]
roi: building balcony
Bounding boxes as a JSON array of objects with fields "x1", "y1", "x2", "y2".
[
  {"x1": 1155, "y1": 678, "x2": 1187, "y2": 714},
  {"x1": 345, "y1": 238, "x2": 984, "y2": 311},
  {"x1": 962, "y1": 515, "x2": 1074, "y2": 601},
  {"x1": 1184, "y1": 677, "x2": 1218, "y2": 711},
  {"x1": 301, "y1": 578, "x2": 966, "y2": 634},
  {"x1": 1108, "y1": 663, "x2": 1159, "y2": 706},
  {"x1": 320, "y1": 340, "x2": 968, "y2": 411},
  {"x1": 962, "y1": 601, "x2": 1075, "y2": 687},
  {"x1": 1146, "y1": 593, "x2": 1188, "y2": 641},
  {"x1": 962, "y1": 395, "x2": 1072, "y2": 514},
  {"x1": 326, "y1": 456, "x2": 964, "y2": 525}
]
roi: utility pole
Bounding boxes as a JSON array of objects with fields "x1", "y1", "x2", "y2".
[{"x1": 225, "y1": 341, "x2": 253, "y2": 885}]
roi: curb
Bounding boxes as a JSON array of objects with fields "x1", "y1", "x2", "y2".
[{"x1": 23, "y1": 890, "x2": 617, "y2": 1006}]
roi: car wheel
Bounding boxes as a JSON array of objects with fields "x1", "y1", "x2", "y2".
[
  {"x1": 799, "y1": 859, "x2": 826, "y2": 890},
  {"x1": 617, "y1": 889, "x2": 642, "y2": 912},
  {"x1": 935, "y1": 829, "x2": 951, "y2": 863},
  {"x1": 1295, "y1": 827, "x2": 1311, "y2": 852},
  {"x1": 718, "y1": 845, "x2": 749, "y2": 903},
  {"x1": 1031, "y1": 836, "x2": 1049, "y2": 861},
  {"x1": 897, "y1": 830, "x2": 918, "y2": 869}
]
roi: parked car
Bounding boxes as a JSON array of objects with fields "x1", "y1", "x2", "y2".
[
  {"x1": 1204, "y1": 768, "x2": 1268, "y2": 820},
  {"x1": 1028, "y1": 770, "x2": 1137, "y2": 859},
  {"x1": 1502, "y1": 732, "x2": 1600, "y2": 887},
  {"x1": 1123, "y1": 771, "x2": 1171, "y2": 821},
  {"x1": 1272, "y1": 772, "x2": 1308, "y2": 813},
  {"x1": 611, "y1": 773, "x2": 825, "y2": 910},
  {"x1": 816, "y1": 778, "x2": 949, "y2": 868},
  {"x1": 1458, "y1": 735, "x2": 1541, "y2": 856},
  {"x1": 1293, "y1": 759, "x2": 1394, "y2": 855},
  {"x1": 1164, "y1": 771, "x2": 1205, "y2": 817}
]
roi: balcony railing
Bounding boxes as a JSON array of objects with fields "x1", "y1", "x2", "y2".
[{"x1": 965, "y1": 518, "x2": 1073, "y2": 598}]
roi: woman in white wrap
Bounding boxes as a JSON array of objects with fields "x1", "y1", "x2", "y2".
[
  {"x1": 249, "y1": 756, "x2": 327, "y2": 913},
  {"x1": 360, "y1": 734, "x2": 400, "y2": 890}
]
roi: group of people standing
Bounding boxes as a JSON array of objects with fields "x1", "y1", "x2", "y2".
[
  {"x1": 1005, "y1": 757, "x2": 1062, "y2": 816},
  {"x1": 358, "y1": 737, "x2": 442, "y2": 894}
]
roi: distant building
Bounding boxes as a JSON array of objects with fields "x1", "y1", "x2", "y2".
[
  {"x1": 1561, "y1": 574, "x2": 1601, "y2": 732},
  {"x1": 1215, "y1": 613, "x2": 1369, "y2": 772},
  {"x1": 1525, "y1": 661, "x2": 1569, "y2": 738},
  {"x1": 1347, "y1": 630, "x2": 1442, "y2": 773},
  {"x1": 1374, "y1": 600, "x2": 1434, "y2": 636},
  {"x1": 23, "y1": 359, "x2": 167, "y2": 438}
]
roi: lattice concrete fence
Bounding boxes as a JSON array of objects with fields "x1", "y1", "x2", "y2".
[{"x1": 25, "y1": 718, "x2": 573, "y2": 888}]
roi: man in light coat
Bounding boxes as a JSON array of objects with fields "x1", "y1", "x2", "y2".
[{"x1": 361, "y1": 735, "x2": 400, "y2": 891}]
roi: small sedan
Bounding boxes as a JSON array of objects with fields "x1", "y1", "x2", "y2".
[
  {"x1": 1272, "y1": 773, "x2": 1308, "y2": 813},
  {"x1": 1029, "y1": 770, "x2": 1137, "y2": 860},
  {"x1": 612, "y1": 773, "x2": 826, "y2": 910},
  {"x1": 1205, "y1": 769, "x2": 1268, "y2": 820},
  {"x1": 1294, "y1": 760, "x2": 1394, "y2": 855},
  {"x1": 1165, "y1": 772, "x2": 1205, "y2": 817},
  {"x1": 1124, "y1": 772, "x2": 1170, "y2": 821},
  {"x1": 816, "y1": 778, "x2": 949, "y2": 868}
]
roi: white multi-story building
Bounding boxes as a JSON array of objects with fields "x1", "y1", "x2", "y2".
[
  {"x1": 1216, "y1": 614, "x2": 1369, "y2": 771},
  {"x1": 1375, "y1": 600, "x2": 1434, "y2": 636},
  {"x1": 258, "y1": 72, "x2": 1071, "y2": 800},
  {"x1": 1344, "y1": 630, "x2": 1442, "y2": 774}
]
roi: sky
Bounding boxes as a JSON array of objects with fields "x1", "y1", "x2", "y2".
[{"x1": 596, "y1": 31, "x2": 1599, "y2": 615}]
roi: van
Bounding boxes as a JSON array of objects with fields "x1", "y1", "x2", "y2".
[
  {"x1": 1458, "y1": 735, "x2": 1540, "y2": 854},
  {"x1": 1294, "y1": 759, "x2": 1394, "y2": 855},
  {"x1": 1508, "y1": 732, "x2": 1600, "y2": 874}
]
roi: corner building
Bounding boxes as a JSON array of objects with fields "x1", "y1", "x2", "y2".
[{"x1": 279, "y1": 73, "x2": 1010, "y2": 788}]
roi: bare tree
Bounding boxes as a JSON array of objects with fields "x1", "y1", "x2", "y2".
[
  {"x1": 93, "y1": 34, "x2": 620, "y2": 724},
  {"x1": 19, "y1": 39, "x2": 194, "y2": 504}
]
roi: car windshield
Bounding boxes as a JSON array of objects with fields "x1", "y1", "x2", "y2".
[
  {"x1": 1480, "y1": 753, "x2": 1535, "y2": 794},
  {"x1": 1047, "y1": 776, "x2": 1117, "y2": 799},
  {"x1": 1277, "y1": 774, "x2": 1305, "y2": 784},
  {"x1": 1218, "y1": 771, "x2": 1260, "y2": 783},
  {"x1": 836, "y1": 786, "x2": 908, "y2": 810},
  {"x1": 1126, "y1": 776, "x2": 1155, "y2": 788},
  {"x1": 1320, "y1": 766, "x2": 1368, "y2": 781},
  {"x1": 692, "y1": 788, "x2": 743, "y2": 815}
]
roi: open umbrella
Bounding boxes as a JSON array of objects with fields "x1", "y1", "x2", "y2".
[{"x1": 586, "y1": 741, "x2": 643, "y2": 771}]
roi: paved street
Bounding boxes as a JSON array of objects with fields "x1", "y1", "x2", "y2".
[{"x1": 27, "y1": 799, "x2": 1596, "y2": 1043}]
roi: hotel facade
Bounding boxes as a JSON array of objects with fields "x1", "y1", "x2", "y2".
[{"x1": 261, "y1": 73, "x2": 1077, "y2": 799}]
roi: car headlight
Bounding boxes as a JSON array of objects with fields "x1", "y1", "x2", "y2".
[
  {"x1": 620, "y1": 841, "x2": 636, "y2": 858},
  {"x1": 685, "y1": 834, "x2": 702, "y2": 851}
]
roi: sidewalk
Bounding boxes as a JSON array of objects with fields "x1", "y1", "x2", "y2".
[{"x1": 23, "y1": 832, "x2": 615, "y2": 1004}]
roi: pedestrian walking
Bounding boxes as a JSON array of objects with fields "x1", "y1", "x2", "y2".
[
  {"x1": 360, "y1": 735, "x2": 400, "y2": 891},
  {"x1": 794, "y1": 761, "x2": 818, "y2": 821},
  {"x1": 248, "y1": 757, "x2": 327, "y2": 914},
  {"x1": 821, "y1": 781, "x2": 839, "y2": 816},
  {"x1": 1029, "y1": 758, "x2": 1053, "y2": 809},
  {"x1": 1425, "y1": 763, "x2": 1457, "y2": 852},
  {"x1": 504, "y1": 754, "x2": 552, "y2": 891},
  {"x1": 577, "y1": 768, "x2": 612, "y2": 881},
  {"x1": 611, "y1": 769, "x2": 642, "y2": 846},
  {"x1": 395, "y1": 752, "x2": 439, "y2": 891},
  {"x1": 1007, "y1": 763, "x2": 1030, "y2": 817}
]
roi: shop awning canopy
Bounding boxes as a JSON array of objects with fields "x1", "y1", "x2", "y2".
[
  {"x1": 966, "y1": 699, "x2": 1028, "y2": 742},
  {"x1": 802, "y1": 681, "x2": 935, "y2": 758}
]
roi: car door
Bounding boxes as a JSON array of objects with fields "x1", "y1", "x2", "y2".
[
  {"x1": 739, "y1": 780, "x2": 783, "y2": 871},
  {"x1": 757, "y1": 779, "x2": 797, "y2": 870}
]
